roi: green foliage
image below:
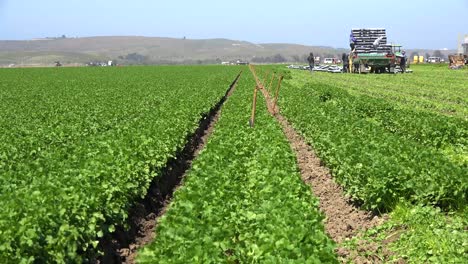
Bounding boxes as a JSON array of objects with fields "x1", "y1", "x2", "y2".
[
  {"x1": 0, "y1": 66, "x2": 243, "y2": 262},
  {"x1": 342, "y1": 203, "x2": 468, "y2": 263},
  {"x1": 278, "y1": 69, "x2": 467, "y2": 211},
  {"x1": 389, "y1": 204, "x2": 468, "y2": 262},
  {"x1": 258, "y1": 65, "x2": 293, "y2": 80},
  {"x1": 287, "y1": 64, "x2": 468, "y2": 119},
  {"x1": 137, "y1": 71, "x2": 337, "y2": 263}
]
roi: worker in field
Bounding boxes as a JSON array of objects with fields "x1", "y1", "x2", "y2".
[
  {"x1": 349, "y1": 33, "x2": 357, "y2": 51},
  {"x1": 400, "y1": 51, "x2": 407, "y2": 73},
  {"x1": 307, "y1": 52, "x2": 315, "y2": 73},
  {"x1": 342, "y1": 53, "x2": 349, "y2": 73}
]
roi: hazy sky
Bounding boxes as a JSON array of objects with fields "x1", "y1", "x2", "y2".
[{"x1": 1, "y1": 0, "x2": 467, "y2": 49}]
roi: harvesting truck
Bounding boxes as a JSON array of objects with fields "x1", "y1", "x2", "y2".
[{"x1": 349, "y1": 28, "x2": 405, "y2": 73}]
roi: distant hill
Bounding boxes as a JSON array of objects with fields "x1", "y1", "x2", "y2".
[{"x1": 0, "y1": 36, "x2": 456, "y2": 66}]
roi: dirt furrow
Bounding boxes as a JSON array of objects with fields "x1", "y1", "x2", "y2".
[
  {"x1": 275, "y1": 114, "x2": 386, "y2": 237},
  {"x1": 247, "y1": 65, "x2": 389, "y2": 262},
  {"x1": 274, "y1": 114, "x2": 389, "y2": 263},
  {"x1": 95, "y1": 72, "x2": 243, "y2": 264}
]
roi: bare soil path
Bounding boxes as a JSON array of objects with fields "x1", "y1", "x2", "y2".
[
  {"x1": 248, "y1": 65, "x2": 390, "y2": 263},
  {"x1": 96, "y1": 72, "x2": 243, "y2": 264},
  {"x1": 274, "y1": 114, "x2": 389, "y2": 263},
  {"x1": 275, "y1": 114, "x2": 385, "y2": 243}
]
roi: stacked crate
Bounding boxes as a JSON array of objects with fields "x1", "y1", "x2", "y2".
[{"x1": 351, "y1": 28, "x2": 391, "y2": 53}]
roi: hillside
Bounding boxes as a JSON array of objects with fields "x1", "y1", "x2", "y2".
[{"x1": 0, "y1": 36, "x2": 455, "y2": 66}]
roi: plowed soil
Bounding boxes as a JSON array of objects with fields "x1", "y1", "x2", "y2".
[
  {"x1": 274, "y1": 114, "x2": 390, "y2": 263},
  {"x1": 248, "y1": 64, "x2": 391, "y2": 263},
  {"x1": 96, "y1": 72, "x2": 242, "y2": 264}
]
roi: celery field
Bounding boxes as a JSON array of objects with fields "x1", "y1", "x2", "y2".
[{"x1": 0, "y1": 64, "x2": 466, "y2": 263}]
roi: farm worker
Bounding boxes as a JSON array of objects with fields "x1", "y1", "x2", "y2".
[
  {"x1": 373, "y1": 36, "x2": 384, "y2": 49},
  {"x1": 342, "y1": 53, "x2": 349, "y2": 73},
  {"x1": 349, "y1": 33, "x2": 357, "y2": 51},
  {"x1": 400, "y1": 51, "x2": 407, "y2": 73},
  {"x1": 307, "y1": 52, "x2": 315, "y2": 72}
]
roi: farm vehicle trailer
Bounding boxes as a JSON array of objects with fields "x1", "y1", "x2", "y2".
[{"x1": 349, "y1": 28, "x2": 408, "y2": 74}]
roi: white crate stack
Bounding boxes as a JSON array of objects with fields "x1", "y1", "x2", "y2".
[{"x1": 351, "y1": 28, "x2": 391, "y2": 53}]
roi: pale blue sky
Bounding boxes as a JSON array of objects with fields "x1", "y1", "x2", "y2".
[{"x1": 1, "y1": 0, "x2": 467, "y2": 49}]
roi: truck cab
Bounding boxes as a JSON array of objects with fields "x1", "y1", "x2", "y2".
[
  {"x1": 427, "y1": 57, "x2": 441, "y2": 63},
  {"x1": 323, "y1": 58, "x2": 335, "y2": 64}
]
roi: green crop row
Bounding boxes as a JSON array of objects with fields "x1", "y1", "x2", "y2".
[
  {"x1": 300, "y1": 83, "x2": 467, "y2": 161},
  {"x1": 137, "y1": 72, "x2": 337, "y2": 263},
  {"x1": 278, "y1": 79, "x2": 467, "y2": 211},
  {"x1": 340, "y1": 203, "x2": 468, "y2": 262},
  {"x1": 284, "y1": 65, "x2": 468, "y2": 119},
  {"x1": 0, "y1": 66, "x2": 242, "y2": 262}
]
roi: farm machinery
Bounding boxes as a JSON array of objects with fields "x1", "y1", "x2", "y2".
[
  {"x1": 349, "y1": 28, "x2": 408, "y2": 74},
  {"x1": 448, "y1": 54, "x2": 467, "y2": 69}
]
